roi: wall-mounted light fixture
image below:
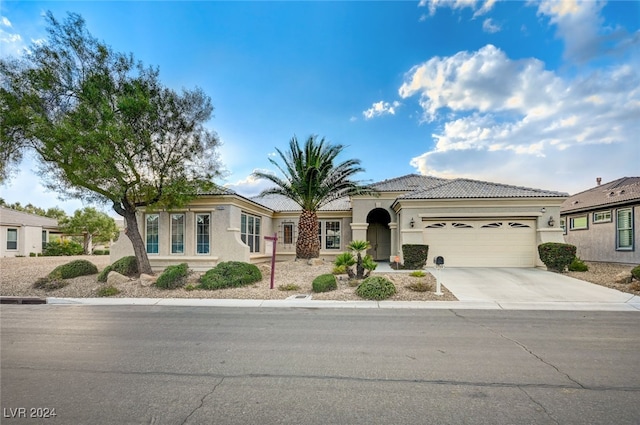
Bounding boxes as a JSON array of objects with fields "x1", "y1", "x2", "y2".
[
  {"x1": 548, "y1": 216, "x2": 555, "y2": 227},
  {"x1": 540, "y1": 207, "x2": 546, "y2": 213},
  {"x1": 410, "y1": 217, "x2": 415, "y2": 228}
]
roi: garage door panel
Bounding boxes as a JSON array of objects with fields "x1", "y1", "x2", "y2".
[{"x1": 423, "y1": 220, "x2": 536, "y2": 267}]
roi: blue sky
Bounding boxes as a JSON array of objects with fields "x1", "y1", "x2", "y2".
[{"x1": 1, "y1": 0, "x2": 639, "y2": 216}]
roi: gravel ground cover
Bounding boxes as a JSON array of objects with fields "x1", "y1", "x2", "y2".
[
  {"x1": 0, "y1": 255, "x2": 457, "y2": 301},
  {"x1": 1, "y1": 256, "x2": 637, "y2": 300}
]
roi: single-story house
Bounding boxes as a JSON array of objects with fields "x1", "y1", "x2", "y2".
[
  {"x1": 111, "y1": 174, "x2": 567, "y2": 271},
  {"x1": 561, "y1": 177, "x2": 639, "y2": 264},
  {"x1": 0, "y1": 206, "x2": 61, "y2": 257}
]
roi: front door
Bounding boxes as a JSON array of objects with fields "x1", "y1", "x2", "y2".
[{"x1": 367, "y1": 223, "x2": 391, "y2": 261}]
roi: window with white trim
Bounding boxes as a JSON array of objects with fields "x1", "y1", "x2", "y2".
[
  {"x1": 171, "y1": 214, "x2": 185, "y2": 254},
  {"x1": 560, "y1": 218, "x2": 566, "y2": 235},
  {"x1": 593, "y1": 210, "x2": 612, "y2": 223},
  {"x1": 146, "y1": 214, "x2": 159, "y2": 254},
  {"x1": 6, "y1": 228, "x2": 17, "y2": 250},
  {"x1": 569, "y1": 216, "x2": 588, "y2": 230},
  {"x1": 241, "y1": 212, "x2": 261, "y2": 253},
  {"x1": 196, "y1": 214, "x2": 210, "y2": 254},
  {"x1": 325, "y1": 221, "x2": 340, "y2": 250},
  {"x1": 616, "y1": 208, "x2": 633, "y2": 251}
]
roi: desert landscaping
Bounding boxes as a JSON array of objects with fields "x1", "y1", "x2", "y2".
[{"x1": 1, "y1": 255, "x2": 638, "y2": 301}]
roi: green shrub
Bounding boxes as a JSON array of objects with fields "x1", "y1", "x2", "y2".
[
  {"x1": 97, "y1": 285, "x2": 120, "y2": 297},
  {"x1": 332, "y1": 265, "x2": 347, "y2": 275},
  {"x1": 185, "y1": 284, "x2": 197, "y2": 291},
  {"x1": 568, "y1": 257, "x2": 589, "y2": 272},
  {"x1": 42, "y1": 240, "x2": 84, "y2": 256},
  {"x1": 33, "y1": 277, "x2": 69, "y2": 291},
  {"x1": 278, "y1": 283, "x2": 301, "y2": 291},
  {"x1": 406, "y1": 280, "x2": 432, "y2": 292},
  {"x1": 156, "y1": 263, "x2": 189, "y2": 289},
  {"x1": 538, "y1": 242, "x2": 577, "y2": 272},
  {"x1": 93, "y1": 250, "x2": 110, "y2": 255},
  {"x1": 29, "y1": 252, "x2": 37, "y2": 257},
  {"x1": 356, "y1": 276, "x2": 397, "y2": 300},
  {"x1": 402, "y1": 244, "x2": 429, "y2": 269},
  {"x1": 409, "y1": 270, "x2": 426, "y2": 277},
  {"x1": 50, "y1": 259, "x2": 98, "y2": 279},
  {"x1": 312, "y1": 274, "x2": 337, "y2": 293},
  {"x1": 199, "y1": 261, "x2": 262, "y2": 290},
  {"x1": 97, "y1": 256, "x2": 139, "y2": 282},
  {"x1": 631, "y1": 265, "x2": 640, "y2": 281}
]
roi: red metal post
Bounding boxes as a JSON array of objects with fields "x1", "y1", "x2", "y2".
[{"x1": 264, "y1": 233, "x2": 278, "y2": 289}]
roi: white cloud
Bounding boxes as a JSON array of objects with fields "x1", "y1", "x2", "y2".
[
  {"x1": 1, "y1": 16, "x2": 12, "y2": 27},
  {"x1": 482, "y1": 18, "x2": 501, "y2": 33},
  {"x1": 400, "y1": 44, "x2": 639, "y2": 194},
  {"x1": 419, "y1": 0, "x2": 497, "y2": 17},
  {"x1": 535, "y1": 0, "x2": 640, "y2": 63},
  {"x1": 223, "y1": 171, "x2": 275, "y2": 198},
  {"x1": 362, "y1": 100, "x2": 401, "y2": 120}
]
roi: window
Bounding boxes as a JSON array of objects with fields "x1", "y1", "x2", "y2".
[
  {"x1": 241, "y1": 212, "x2": 261, "y2": 253},
  {"x1": 617, "y1": 208, "x2": 633, "y2": 251},
  {"x1": 42, "y1": 230, "x2": 47, "y2": 250},
  {"x1": 325, "y1": 221, "x2": 340, "y2": 250},
  {"x1": 569, "y1": 216, "x2": 588, "y2": 230},
  {"x1": 6, "y1": 229, "x2": 17, "y2": 250},
  {"x1": 171, "y1": 214, "x2": 185, "y2": 254},
  {"x1": 146, "y1": 214, "x2": 159, "y2": 254},
  {"x1": 593, "y1": 210, "x2": 612, "y2": 223},
  {"x1": 283, "y1": 222, "x2": 294, "y2": 245},
  {"x1": 560, "y1": 218, "x2": 567, "y2": 235},
  {"x1": 196, "y1": 214, "x2": 210, "y2": 254}
]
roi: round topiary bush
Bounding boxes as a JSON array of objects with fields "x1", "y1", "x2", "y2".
[
  {"x1": 632, "y1": 265, "x2": 640, "y2": 281},
  {"x1": 199, "y1": 261, "x2": 262, "y2": 290},
  {"x1": 538, "y1": 242, "x2": 577, "y2": 272},
  {"x1": 50, "y1": 259, "x2": 99, "y2": 279},
  {"x1": 156, "y1": 263, "x2": 189, "y2": 289},
  {"x1": 312, "y1": 274, "x2": 337, "y2": 293},
  {"x1": 97, "y1": 256, "x2": 138, "y2": 282},
  {"x1": 356, "y1": 276, "x2": 397, "y2": 300}
]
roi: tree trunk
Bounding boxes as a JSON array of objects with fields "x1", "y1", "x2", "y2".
[
  {"x1": 122, "y1": 208, "x2": 153, "y2": 275},
  {"x1": 296, "y1": 210, "x2": 320, "y2": 259},
  {"x1": 356, "y1": 253, "x2": 364, "y2": 279},
  {"x1": 82, "y1": 233, "x2": 93, "y2": 255}
]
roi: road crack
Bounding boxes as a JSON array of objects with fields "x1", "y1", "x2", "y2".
[
  {"x1": 449, "y1": 310, "x2": 586, "y2": 389},
  {"x1": 518, "y1": 386, "x2": 560, "y2": 425},
  {"x1": 181, "y1": 377, "x2": 224, "y2": 425}
]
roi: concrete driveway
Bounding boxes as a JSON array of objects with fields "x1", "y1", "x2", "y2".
[{"x1": 435, "y1": 267, "x2": 638, "y2": 307}]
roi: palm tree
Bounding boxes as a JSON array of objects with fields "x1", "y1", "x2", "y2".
[{"x1": 253, "y1": 135, "x2": 376, "y2": 259}]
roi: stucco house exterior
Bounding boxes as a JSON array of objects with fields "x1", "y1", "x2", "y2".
[
  {"x1": 0, "y1": 207, "x2": 61, "y2": 257},
  {"x1": 111, "y1": 174, "x2": 567, "y2": 271},
  {"x1": 561, "y1": 177, "x2": 639, "y2": 264}
]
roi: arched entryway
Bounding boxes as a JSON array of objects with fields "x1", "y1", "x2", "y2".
[{"x1": 366, "y1": 208, "x2": 391, "y2": 261}]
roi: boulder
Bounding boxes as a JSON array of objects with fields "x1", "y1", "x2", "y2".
[
  {"x1": 614, "y1": 271, "x2": 633, "y2": 284},
  {"x1": 307, "y1": 258, "x2": 325, "y2": 266},
  {"x1": 139, "y1": 273, "x2": 157, "y2": 287},
  {"x1": 107, "y1": 271, "x2": 131, "y2": 286}
]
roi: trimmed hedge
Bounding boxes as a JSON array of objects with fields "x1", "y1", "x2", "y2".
[
  {"x1": 50, "y1": 259, "x2": 98, "y2": 279},
  {"x1": 98, "y1": 256, "x2": 138, "y2": 282},
  {"x1": 199, "y1": 261, "x2": 262, "y2": 290},
  {"x1": 402, "y1": 244, "x2": 429, "y2": 269},
  {"x1": 356, "y1": 276, "x2": 397, "y2": 300},
  {"x1": 538, "y1": 242, "x2": 576, "y2": 272},
  {"x1": 312, "y1": 274, "x2": 337, "y2": 293},
  {"x1": 156, "y1": 263, "x2": 189, "y2": 289}
]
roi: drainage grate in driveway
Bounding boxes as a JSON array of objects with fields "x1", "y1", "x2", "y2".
[{"x1": 286, "y1": 294, "x2": 312, "y2": 300}]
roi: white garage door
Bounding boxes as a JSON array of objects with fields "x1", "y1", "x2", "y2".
[{"x1": 423, "y1": 220, "x2": 536, "y2": 267}]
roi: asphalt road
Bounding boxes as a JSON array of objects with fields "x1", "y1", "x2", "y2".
[{"x1": 1, "y1": 306, "x2": 639, "y2": 425}]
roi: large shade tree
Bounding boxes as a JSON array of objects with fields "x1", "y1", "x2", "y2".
[
  {"x1": 58, "y1": 207, "x2": 119, "y2": 255},
  {"x1": 253, "y1": 135, "x2": 376, "y2": 259},
  {"x1": 0, "y1": 12, "x2": 223, "y2": 274}
]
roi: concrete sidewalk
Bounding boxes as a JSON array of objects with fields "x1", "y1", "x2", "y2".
[{"x1": 42, "y1": 296, "x2": 640, "y2": 311}]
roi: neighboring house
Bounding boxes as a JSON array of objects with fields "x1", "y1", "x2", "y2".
[
  {"x1": 0, "y1": 207, "x2": 61, "y2": 257},
  {"x1": 112, "y1": 174, "x2": 567, "y2": 271},
  {"x1": 561, "y1": 177, "x2": 639, "y2": 264}
]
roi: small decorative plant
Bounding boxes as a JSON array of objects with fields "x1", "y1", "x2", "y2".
[{"x1": 333, "y1": 240, "x2": 377, "y2": 280}]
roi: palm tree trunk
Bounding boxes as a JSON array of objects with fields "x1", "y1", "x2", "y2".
[{"x1": 297, "y1": 209, "x2": 320, "y2": 259}]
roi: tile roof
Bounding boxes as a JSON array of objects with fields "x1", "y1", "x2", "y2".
[
  {"x1": 561, "y1": 177, "x2": 640, "y2": 213},
  {"x1": 0, "y1": 207, "x2": 59, "y2": 228},
  {"x1": 400, "y1": 178, "x2": 568, "y2": 200},
  {"x1": 370, "y1": 174, "x2": 448, "y2": 191},
  {"x1": 250, "y1": 194, "x2": 351, "y2": 212}
]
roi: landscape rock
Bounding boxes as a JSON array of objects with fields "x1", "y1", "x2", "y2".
[
  {"x1": 614, "y1": 272, "x2": 632, "y2": 284},
  {"x1": 107, "y1": 271, "x2": 131, "y2": 286},
  {"x1": 307, "y1": 258, "x2": 325, "y2": 266},
  {"x1": 139, "y1": 273, "x2": 157, "y2": 287}
]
